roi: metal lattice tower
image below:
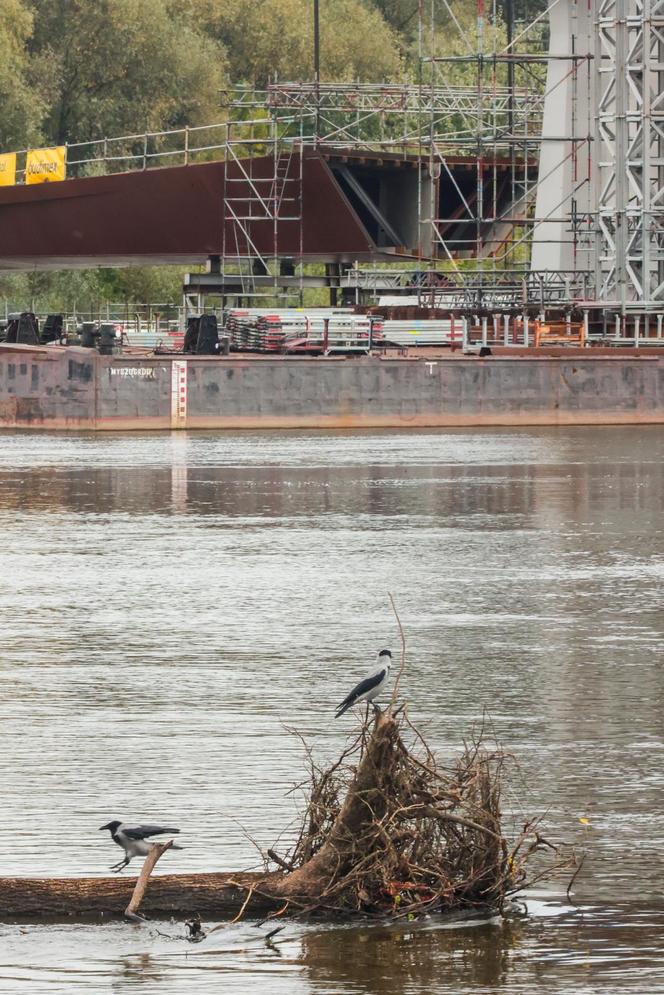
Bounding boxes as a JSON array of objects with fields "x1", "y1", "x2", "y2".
[{"x1": 593, "y1": 0, "x2": 664, "y2": 307}]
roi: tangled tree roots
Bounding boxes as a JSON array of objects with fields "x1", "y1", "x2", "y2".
[{"x1": 268, "y1": 707, "x2": 571, "y2": 920}]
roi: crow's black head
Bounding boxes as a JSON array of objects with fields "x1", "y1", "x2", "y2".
[
  {"x1": 99, "y1": 820, "x2": 122, "y2": 833},
  {"x1": 379, "y1": 649, "x2": 392, "y2": 659}
]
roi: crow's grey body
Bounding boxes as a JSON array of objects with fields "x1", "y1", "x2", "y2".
[
  {"x1": 99, "y1": 820, "x2": 181, "y2": 872},
  {"x1": 335, "y1": 649, "x2": 392, "y2": 718}
]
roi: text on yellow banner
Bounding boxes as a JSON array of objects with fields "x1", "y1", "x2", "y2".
[{"x1": 25, "y1": 146, "x2": 67, "y2": 185}]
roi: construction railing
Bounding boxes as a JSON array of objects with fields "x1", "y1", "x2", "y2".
[
  {"x1": 4, "y1": 75, "x2": 546, "y2": 186},
  {"x1": 9, "y1": 116, "x2": 304, "y2": 184}
]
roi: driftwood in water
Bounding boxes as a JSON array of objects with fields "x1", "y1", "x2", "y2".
[
  {"x1": 0, "y1": 870, "x2": 283, "y2": 919},
  {"x1": 0, "y1": 710, "x2": 569, "y2": 921},
  {"x1": 124, "y1": 840, "x2": 174, "y2": 920},
  {"x1": 274, "y1": 709, "x2": 402, "y2": 905}
]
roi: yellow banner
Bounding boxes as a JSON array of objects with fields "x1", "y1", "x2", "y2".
[
  {"x1": 0, "y1": 152, "x2": 16, "y2": 187},
  {"x1": 25, "y1": 146, "x2": 66, "y2": 185}
]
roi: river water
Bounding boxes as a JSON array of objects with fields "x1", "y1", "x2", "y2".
[{"x1": 1, "y1": 426, "x2": 664, "y2": 993}]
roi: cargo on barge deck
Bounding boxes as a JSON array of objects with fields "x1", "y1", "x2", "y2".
[{"x1": 1, "y1": 343, "x2": 664, "y2": 431}]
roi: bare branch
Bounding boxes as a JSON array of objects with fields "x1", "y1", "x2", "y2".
[
  {"x1": 124, "y1": 841, "x2": 174, "y2": 921},
  {"x1": 388, "y1": 592, "x2": 407, "y2": 708}
]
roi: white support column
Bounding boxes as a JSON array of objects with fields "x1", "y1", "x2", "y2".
[{"x1": 531, "y1": 0, "x2": 594, "y2": 275}]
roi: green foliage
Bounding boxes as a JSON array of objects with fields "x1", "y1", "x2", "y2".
[
  {"x1": 27, "y1": 0, "x2": 228, "y2": 144},
  {"x1": 200, "y1": 0, "x2": 403, "y2": 86},
  {"x1": 0, "y1": 0, "x2": 539, "y2": 151},
  {"x1": 96, "y1": 267, "x2": 183, "y2": 305},
  {"x1": 0, "y1": 269, "x2": 106, "y2": 313},
  {"x1": 0, "y1": 266, "x2": 183, "y2": 314},
  {"x1": 372, "y1": 0, "x2": 420, "y2": 41},
  {"x1": 0, "y1": 1, "x2": 44, "y2": 148}
]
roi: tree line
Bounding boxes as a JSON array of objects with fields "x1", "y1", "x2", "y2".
[{"x1": 1, "y1": 0, "x2": 412, "y2": 152}]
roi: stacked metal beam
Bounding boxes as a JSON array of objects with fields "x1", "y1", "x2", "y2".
[
  {"x1": 381, "y1": 319, "x2": 462, "y2": 346},
  {"x1": 122, "y1": 328, "x2": 185, "y2": 350},
  {"x1": 224, "y1": 309, "x2": 383, "y2": 353}
]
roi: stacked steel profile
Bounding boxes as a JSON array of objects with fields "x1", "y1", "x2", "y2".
[
  {"x1": 380, "y1": 319, "x2": 461, "y2": 347},
  {"x1": 223, "y1": 309, "x2": 384, "y2": 353}
]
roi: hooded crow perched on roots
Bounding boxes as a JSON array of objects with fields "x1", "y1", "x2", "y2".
[
  {"x1": 99, "y1": 820, "x2": 182, "y2": 872},
  {"x1": 335, "y1": 649, "x2": 392, "y2": 718}
]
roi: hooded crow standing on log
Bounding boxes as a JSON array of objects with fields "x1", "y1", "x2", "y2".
[
  {"x1": 99, "y1": 821, "x2": 182, "y2": 872},
  {"x1": 335, "y1": 649, "x2": 392, "y2": 718}
]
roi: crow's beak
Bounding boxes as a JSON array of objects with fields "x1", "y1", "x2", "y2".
[{"x1": 99, "y1": 824, "x2": 110, "y2": 831}]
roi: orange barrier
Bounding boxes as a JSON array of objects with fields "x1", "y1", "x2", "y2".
[{"x1": 533, "y1": 320, "x2": 585, "y2": 348}]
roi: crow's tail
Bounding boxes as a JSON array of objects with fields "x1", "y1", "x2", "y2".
[{"x1": 334, "y1": 698, "x2": 354, "y2": 719}]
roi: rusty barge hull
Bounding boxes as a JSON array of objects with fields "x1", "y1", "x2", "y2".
[{"x1": 2, "y1": 344, "x2": 664, "y2": 431}]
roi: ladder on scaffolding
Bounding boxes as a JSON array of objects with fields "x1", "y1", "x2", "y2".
[{"x1": 221, "y1": 122, "x2": 303, "y2": 307}]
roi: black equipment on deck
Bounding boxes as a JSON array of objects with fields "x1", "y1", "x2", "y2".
[
  {"x1": 98, "y1": 323, "x2": 118, "y2": 355},
  {"x1": 41, "y1": 314, "x2": 64, "y2": 344},
  {"x1": 5, "y1": 312, "x2": 40, "y2": 346},
  {"x1": 183, "y1": 316, "x2": 200, "y2": 354},
  {"x1": 196, "y1": 314, "x2": 220, "y2": 355},
  {"x1": 183, "y1": 314, "x2": 222, "y2": 355},
  {"x1": 80, "y1": 322, "x2": 100, "y2": 349}
]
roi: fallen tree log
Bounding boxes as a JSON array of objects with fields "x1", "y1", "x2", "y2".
[
  {"x1": 0, "y1": 871, "x2": 285, "y2": 919},
  {"x1": 0, "y1": 710, "x2": 571, "y2": 922}
]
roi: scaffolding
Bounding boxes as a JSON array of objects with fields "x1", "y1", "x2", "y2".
[
  {"x1": 217, "y1": 0, "x2": 593, "y2": 317},
  {"x1": 26, "y1": 1, "x2": 587, "y2": 317},
  {"x1": 246, "y1": 0, "x2": 664, "y2": 340},
  {"x1": 593, "y1": 0, "x2": 664, "y2": 308},
  {"x1": 219, "y1": 113, "x2": 305, "y2": 306}
]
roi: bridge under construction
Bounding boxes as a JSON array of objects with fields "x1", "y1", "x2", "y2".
[{"x1": 1, "y1": 0, "x2": 663, "y2": 345}]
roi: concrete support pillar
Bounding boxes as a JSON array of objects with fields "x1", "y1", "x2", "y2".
[{"x1": 531, "y1": 1, "x2": 594, "y2": 276}]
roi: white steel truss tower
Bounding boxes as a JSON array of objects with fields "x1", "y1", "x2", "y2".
[
  {"x1": 592, "y1": 0, "x2": 664, "y2": 307},
  {"x1": 530, "y1": 0, "x2": 594, "y2": 277}
]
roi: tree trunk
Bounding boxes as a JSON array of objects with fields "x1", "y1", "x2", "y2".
[
  {"x1": 277, "y1": 710, "x2": 398, "y2": 899},
  {"x1": 0, "y1": 871, "x2": 284, "y2": 919}
]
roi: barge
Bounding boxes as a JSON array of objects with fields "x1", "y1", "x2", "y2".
[{"x1": 1, "y1": 342, "x2": 664, "y2": 431}]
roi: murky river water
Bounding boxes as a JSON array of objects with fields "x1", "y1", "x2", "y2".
[{"x1": 1, "y1": 426, "x2": 664, "y2": 993}]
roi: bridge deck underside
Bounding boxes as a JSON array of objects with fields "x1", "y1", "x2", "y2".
[{"x1": 0, "y1": 149, "x2": 518, "y2": 271}]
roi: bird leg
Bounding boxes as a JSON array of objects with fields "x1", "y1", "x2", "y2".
[
  {"x1": 372, "y1": 701, "x2": 382, "y2": 715},
  {"x1": 110, "y1": 858, "x2": 130, "y2": 873}
]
